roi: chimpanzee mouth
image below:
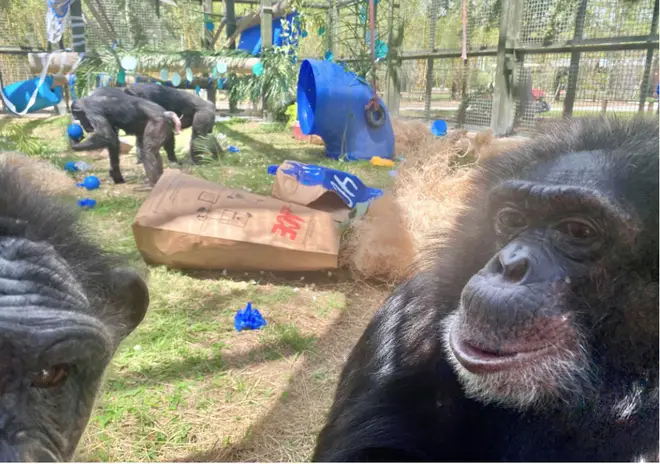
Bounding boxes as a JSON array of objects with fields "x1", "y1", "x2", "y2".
[{"x1": 449, "y1": 328, "x2": 556, "y2": 375}]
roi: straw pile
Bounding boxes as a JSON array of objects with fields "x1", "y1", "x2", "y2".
[{"x1": 341, "y1": 119, "x2": 524, "y2": 283}]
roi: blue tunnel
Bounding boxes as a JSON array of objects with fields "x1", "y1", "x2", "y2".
[{"x1": 297, "y1": 59, "x2": 395, "y2": 161}]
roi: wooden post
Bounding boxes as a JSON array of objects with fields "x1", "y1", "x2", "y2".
[
  {"x1": 490, "y1": 0, "x2": 523, "y2": 135},
  {"x1": 327, "y1": 0, "x2": 338, "y2": 57},
  {"x1": 202, "y1": 0, "x2": 213, "y2": 49},
  {"x1": 562, "y1": 0, "x2": 588, "y2": 118},
  {"x1": 261, "y1": 0, "x2": 273, "y2": 49},
  {"x1": 385, "y1": 1, "x2": 401, "y2": 115},
  {"x1": 261, "y1": 0, "x2": 273, "y2": 119},
  {"x1": 424, "y1": 0, "x2": 438, "y2": 119},
  {"x1": 638, "y1": 0, "x2": 658, "y2": 113},
  {"x1": 226, "y1": 0, "x2": 237, "y2": 45},
  {"x1": 202, "y1": 0, "x2": 217, "y2": 108}
]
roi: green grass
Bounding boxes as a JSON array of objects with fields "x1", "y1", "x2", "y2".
[{"x1": 0, "y1": 114, "x2": 389, "y2": 462}]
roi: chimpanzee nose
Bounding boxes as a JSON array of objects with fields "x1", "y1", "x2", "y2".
[{"x1": 485, "y1": 244, "x2": 531, "y2": 284}]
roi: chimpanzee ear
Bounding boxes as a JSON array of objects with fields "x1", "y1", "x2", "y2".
[{"x1": 108, "y1": 267, "x2": 150, "y2": 339}]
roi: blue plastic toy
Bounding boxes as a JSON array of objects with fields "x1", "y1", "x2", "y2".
[
  {"x1": 234, "y1": 302, "x2": 267, "y2": 332},
  {"x1": 280, "y1": 161, "x2": 383, "y2": 208},
  {"x1": 77, "y1": 198, "x2": 97, "y2": 209},
  {"x1": 228, "y1": 145, "x2": 240, "y2": 153},
  {"x1": 67, "y1": 123, "x2": 84, "y2": 141},
  {"x1": 64, "y1": 161, "x2": 78, "y2": 172},
  {"x1": 64, "y1": 160, "x2": 90, "y2": 172},
  {"x1": 431, "y1": 119, "x2": 448, "y2": 137},
  {"x1": 76, "y1": 176, "x2": 100, "y2": 190},
  {"x1": 297, "y1": 59, "x2": 395, "y2": 161}
]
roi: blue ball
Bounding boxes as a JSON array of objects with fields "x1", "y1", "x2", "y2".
[
  {"x1": 77, "y1": 176, "x2": 101, "y2": 190},
  {"x1": 67, "y1": 123, "x2": 84, "y2": 140}
]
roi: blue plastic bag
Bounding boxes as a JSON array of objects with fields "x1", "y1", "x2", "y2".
[
  {"x1": 234, "y1": 302, "x2": 267, "y2": 332},
  {"x1": 279, "y1": 161, "x2": 383, "y2": 208}
]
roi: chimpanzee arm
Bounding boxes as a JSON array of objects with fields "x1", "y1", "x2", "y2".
[
  {"x1": 70, "y1": 111, "x2": 118, "y2": 152},
  {"x1": 313, "y1": 273, "x2": 460, "y2": 462}
]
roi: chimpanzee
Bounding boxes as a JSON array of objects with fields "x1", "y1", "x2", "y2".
[
  {"x1": 70, "y1": 87, "x2": 182, "y2": 185},
  {"x1": 313, "y1": 116, "x2": 659, "y2": 462},
  {"x1": 0, "y1": 160, "x2": 149, "y2": 461},
  {"x1": 124, "y1": 83, "x2": 222, "y2": 163}
]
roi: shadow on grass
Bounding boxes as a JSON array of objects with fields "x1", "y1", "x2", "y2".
[{"x1": 178, "y1": 283, "x2": 388, "y2": 462}]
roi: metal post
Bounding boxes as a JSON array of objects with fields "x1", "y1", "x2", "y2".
[
  {"x1": 70, "y1": 0, "x2": 86, "y2": 53},
  {"x1": 490, "y1": 0, "x2": 523, "y2": 135},
  {"x1": 638, "y1": 0, "x2": 659, "y2": 112},
  {"x1": 563, "y1": 0, "x2": 588, "y2": 118}
]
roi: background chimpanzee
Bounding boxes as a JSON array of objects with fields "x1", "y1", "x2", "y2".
[
  {"x1": 313, "y1": 117, "x2": 659, "y2": 462},
  {"x1": 70, "y1": 87, "x2": 182, "y2": 185},
  {"x1": 124, "y1": 83, "x2": 222, "y2": 163},
  {"x1": 0, "y1": 160, "x2": 150, "y2": 461}
]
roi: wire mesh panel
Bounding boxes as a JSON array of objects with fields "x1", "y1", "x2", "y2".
[
  {"x1": 515, "y1": 53, "x2": 572, "y2": 129},
  {"x1": 582, "y1": 0, "x2": 656, "y2": 39},
  {"x1": 83, "y1": 0, "x2": 203, "y2": 51},
  {"x1": 520, "y1": 0, "x2": 580, "y2": 45}
]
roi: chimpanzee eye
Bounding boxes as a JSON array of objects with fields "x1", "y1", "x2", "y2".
[
  {"x1": 30, "y1": 365, "x2": 70, "y2": 389},
  {"x1": 496, "y1": 209, "x2": 527, "y2": 230},
  {"x1": 556, "y1": 220, "x2": 598, "y2": 240}
]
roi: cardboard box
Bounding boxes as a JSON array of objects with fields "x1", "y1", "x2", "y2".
[{"x1": 132, "y1": 170, "x2": 340, "y2": 271}]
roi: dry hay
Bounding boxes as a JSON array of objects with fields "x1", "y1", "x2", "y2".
[
  {"x1": 343, "y1": 119, "x2": 525, "y2": 283},
  {"x1": 340, "y1": 193, "x2": 415, "y2": 284},
  {"x1": 0, "y1": 152, "x2": 77, "y2": 196}
]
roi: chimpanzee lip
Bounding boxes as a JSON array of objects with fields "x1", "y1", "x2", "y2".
[{"x1": 449, "y1": 328, "x2": 556, "y2": 375}]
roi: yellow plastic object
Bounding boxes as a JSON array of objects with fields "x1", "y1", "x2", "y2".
[{"x1": 370, "y1": 156, "x2": 395, "y2": 167}]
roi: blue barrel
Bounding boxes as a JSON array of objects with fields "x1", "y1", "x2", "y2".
[
  {"x1": 297, "y1": 59, "x2": 394, "y2": 161},
  {"x1": 2, "y1": 75, "x2": 62, "y2": 113}
]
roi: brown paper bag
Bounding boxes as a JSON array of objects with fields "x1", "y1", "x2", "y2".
[
  {"x1": 132, "y1": 169, "x2": 340, "y2": 271},
  {"x1": 271, "y1": 160, "x2": 351, "y2": 223}
]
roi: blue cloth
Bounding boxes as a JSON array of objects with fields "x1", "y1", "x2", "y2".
[{"x1": 234, "y1": 302, "x2": 267, "y2": 331}]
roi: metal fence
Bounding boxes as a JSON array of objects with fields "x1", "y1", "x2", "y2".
[
  {"x1": 371, "y1": 0, "x2": 659, "y2": 134},
  {"x1": 0, "y1": 0, "x2": 657, "y2": 134}
]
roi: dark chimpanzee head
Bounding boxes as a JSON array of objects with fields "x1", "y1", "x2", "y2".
[
  {"x1": 0, "y1": 162, "x2": 149, "y2": 461},
  {"x1": 441, "y1": 117, "x2": 658, "y2": 412},
  {"x1": 70, "y1": 100, "x2": 94, "y2": 133}
]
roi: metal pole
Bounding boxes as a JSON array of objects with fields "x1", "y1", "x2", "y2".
[
  {"x1": 563, "y1": 0, "x2": 588, "y2": 118},
  {"x1": 638, "y1": 0, "x2": 659, "y2": 112}
]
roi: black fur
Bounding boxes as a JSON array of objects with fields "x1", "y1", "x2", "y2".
[
  {"x1": 70, "y1": 87, "x2": 179, "y2": 185},
  {"x1": 313, "y1": 116, "x2": 659, "y2": 462},
  {"x1": 124, "y1": 83, "x2": 222, "y2": 163},
  {"x1": 0, "y1": 162, "x2": 149, "y2": 461}
]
